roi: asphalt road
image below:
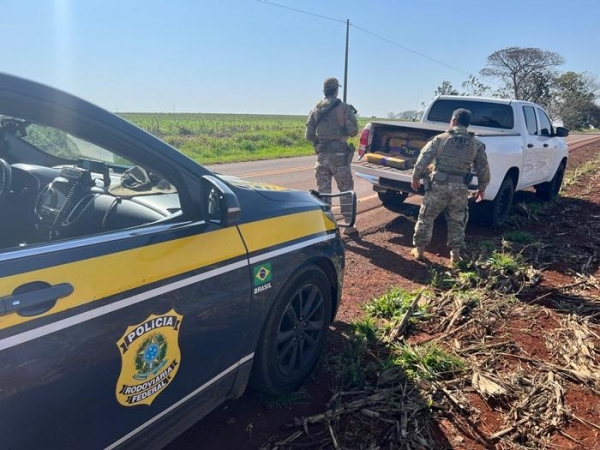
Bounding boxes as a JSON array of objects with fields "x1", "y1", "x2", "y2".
[{"x1": 207, "y1": 133, "x2": 600, "y2": 214}]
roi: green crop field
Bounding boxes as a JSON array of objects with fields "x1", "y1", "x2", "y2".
[{"x1": 120, "y1": 113, "x2": 377, "y2": 165}]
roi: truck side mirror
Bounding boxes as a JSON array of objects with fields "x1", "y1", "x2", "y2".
[
  {"x1": 555, "y1": 126, "x2": 569, "y2": 137},
  {"x1": 201, "y1": 175, "x2": 242, "y2": 226}
]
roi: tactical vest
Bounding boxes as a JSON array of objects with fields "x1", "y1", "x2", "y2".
[
  {"x1": 315, "y1": 100, "x2": 346, "y2": 142},
  {"x1": 434, "y1": 130, "x2": 477, "y2": 177}
]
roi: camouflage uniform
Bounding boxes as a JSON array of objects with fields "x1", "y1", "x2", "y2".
[
  {"x1": 412, "y1": 126, "x2": 490, "y2": 250},
  {"x1": 305, "y1": 78, "x2": 358, "y2": 224}
]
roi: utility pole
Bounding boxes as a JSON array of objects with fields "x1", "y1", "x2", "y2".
[{"x1": 343, "y1": 19, "x2": 349, "y2": 103}]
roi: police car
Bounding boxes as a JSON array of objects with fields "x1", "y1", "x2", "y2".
[{"x1": 0, "y1": 73, "x2": 353, "y2": 449}]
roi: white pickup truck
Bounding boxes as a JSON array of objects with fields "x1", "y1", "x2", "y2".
[{"x1": 352, "y1": 95, "x2": 570, "y2": 227}]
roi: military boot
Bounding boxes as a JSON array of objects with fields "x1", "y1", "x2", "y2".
[
  {"x1": 450, "y1": 248, "x2": 463, "y2": 264},
  {"x1": 343, "y1": 225, "x2": 358, "y2": 236},
  {"x1": 411, "y1": 247, "x2": 425, "y2": 261}
]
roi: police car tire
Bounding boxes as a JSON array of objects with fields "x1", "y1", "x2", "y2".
[
  {"x1": 470, "y1": 176, "x2": 514, "y2": 228},
  {"x1": 535, "y1": 163, "x2": 565, "y2": 201},
  {"x1": 250, "y1": 265, "x2": 332, "y2": 396}
]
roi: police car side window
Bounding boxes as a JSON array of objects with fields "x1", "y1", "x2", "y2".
[
  {"x1": 0, "y1": 118, "x2": 182, "y2": 251},
  {"x1": 523, "y1": 106, "x2": 538, "y2": 135}
]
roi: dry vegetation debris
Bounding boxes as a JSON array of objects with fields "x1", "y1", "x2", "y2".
[{"x1": 261, "y1": 157, "x2": 600, "y2": 449}]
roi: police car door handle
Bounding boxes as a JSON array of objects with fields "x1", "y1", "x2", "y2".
[
  {"x1": 543, "y1": 143, "x2": 549, "y2": 147},
  {"x1": 527, "y1": 143, "x2": 534, "y2": 148},
  {"x1": 0, "y1": 282, "x2": 73, "y2": 316}
]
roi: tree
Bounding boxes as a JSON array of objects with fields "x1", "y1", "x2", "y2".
[
  {"x1": 553, "y1": 71, "x2": 600, "y2": 129},
  {"x1": 480, "y1": 47, "x2": 564, "y2": 106},
  {"x1": 461, "y1": 75, "x2": 492, "y2": 96},
  {"x1": 434, "y1": 81, "x2": 459, "y2": 96},
  {"x1": 386, "y1": 110, "x2": 422, "y2": 120}
]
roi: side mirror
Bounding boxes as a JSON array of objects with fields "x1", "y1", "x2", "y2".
[
  {"x1": 555, "y1": 126, "x2": 569, "y2": 137},
  {"x1": 201, "y1": 175, "x2": 241, "y2": 226}
]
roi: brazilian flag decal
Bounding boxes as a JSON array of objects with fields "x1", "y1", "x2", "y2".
[{"x1": 253, "y1": 262, "x2": 272, "y2": 287}]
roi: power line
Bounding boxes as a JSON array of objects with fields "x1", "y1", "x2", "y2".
[
  {"x1": 258, "y1": 0, "x2": 471, "y2": 76},
  {"x1": 350, "y1": 24, "x2": 471, "y2": 76},
  {"x1": 257, "y1": 0, "x2": 345, "y2": 24}
]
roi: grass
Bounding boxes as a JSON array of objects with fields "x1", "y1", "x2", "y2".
[
  {"x1": 325, "y1": 289, "x2": 433, "y2": 390},
  {"x1": 389, "y1": 342, "x2": 465, "y2": 382},
  {"x1": 427, "y1": 266, "x2": 456, "y2": 290},
  {"x1": 502, "y1": 230, "x2": 535, "y2": 244},
  {"x1": 486, "y1": 250, "x2": 523, "y2": 273},
  {"x1": 120, "y1": 112, "x2": 373, "y2": 165},
  {"x1": 477, "y1": 239, "x2": 499, "y2": 253},
  {"x1": 563, "y1": 159, "x2": 599, "y2": 187},
  {"x1": 258, "y1": 388, "x2": 309, "y2": 410},
  {"x1": 325, "y1": 324, "x2": 370, "y2": 390},
  {"x1": 363, "y1": 287, "x2": 427, "y2": 320},
  {"x1": 351, "y1": 315, "x2": 379, "y2": 342},
  {"x1": 456, "y1": 270, "x2": 481, "y2": 287}
]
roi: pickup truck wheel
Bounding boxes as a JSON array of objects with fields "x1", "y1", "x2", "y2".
[
  {"x1": 535, "y1": 163, "x2": 565, "y2": 201},
  {"x1": 250, "y1": 265, "x2": 331, "y2": 396},
  {"x1": 378, "y1": 190, "x2": 409, "y2": 209},
  {"x1": 470, "y1": 177, "x2": 514, "y2": 228}
]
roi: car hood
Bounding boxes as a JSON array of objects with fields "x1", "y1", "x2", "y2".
[
  {"x1": 219, "y1": 174, "x2": 291, "y2": 193},
  {"x1": 217, "y1": 173, "x2": 324, "y2": 203}
]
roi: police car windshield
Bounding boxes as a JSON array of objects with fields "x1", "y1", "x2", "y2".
[{"x1": 1, "y1": 117, "x2": 132, "y2": 166}]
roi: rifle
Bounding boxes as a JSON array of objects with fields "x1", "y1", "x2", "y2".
[{"x1": 314, "y1": 98, "x2": 342, "y2": 128}]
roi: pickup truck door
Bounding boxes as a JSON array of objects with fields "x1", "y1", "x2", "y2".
[
  {"x1": 536, "y1": 107, "x2": 562, "y2": 180},
  {"x1": 521, "y1": 105, "x2": 555, "y2": 186}
]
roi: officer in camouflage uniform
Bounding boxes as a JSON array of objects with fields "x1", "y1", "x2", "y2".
[
  {"x1": 411, "y1": 108, "x2": 490, "y2": 263},
  {"x1": 305, "y1": 77, "x2": 359, "y2": 235}
]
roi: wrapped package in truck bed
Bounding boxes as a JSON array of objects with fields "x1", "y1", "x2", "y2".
[{"x1": 365, "y1": 152, "x2": 407, "y2": 169}]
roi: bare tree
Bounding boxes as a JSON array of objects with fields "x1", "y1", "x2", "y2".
[
  {"x1": 480, "y1": 47, "x2": 564, "y2": 105},
  {"x1": 434, "y1": 81, "x2": 459, "y2": 96},
  {"x1": 461, "y1": 75, "x2": 492, "y2": 96}
]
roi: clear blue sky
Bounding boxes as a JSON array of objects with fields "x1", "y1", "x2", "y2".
[{"x1": 2, "y1": 0, "x2": 598, "y2": 117}]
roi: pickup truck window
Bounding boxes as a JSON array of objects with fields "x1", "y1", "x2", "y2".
[
  {"x1": 523, "y1": 106, "x2": 538, "y2": 135},
  {"x1": 537, "y1": 108, "x2": 554, "y2": 136},
  {"x1": 427, "y1": 99, "x2": 513, "y2": 130}
]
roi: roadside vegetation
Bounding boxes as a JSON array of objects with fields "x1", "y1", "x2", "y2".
[
  {"x1": 562, "y1": 150, "x2": 600, "y2": 192},
  {"x1": 260, "y1": 169, "x2": 600, "y2": 449},
  {"x1": 122, "y1": 113, "x2": 374, "y2": 164}
]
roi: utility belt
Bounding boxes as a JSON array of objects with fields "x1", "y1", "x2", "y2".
[
  {"x1": 316, "y1": 139, "x2": 349, "y2": 154},
  {"x1": 432, "y1": 171, "x2": 472, "y2": 185}
]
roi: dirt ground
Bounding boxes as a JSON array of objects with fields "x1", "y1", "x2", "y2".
[{"x1": 169, "y1": 137, "x2": 600, "y2": 450}]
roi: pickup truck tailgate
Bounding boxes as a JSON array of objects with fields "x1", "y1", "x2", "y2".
[
  {"x1": 353, "y1": 160, "x2": 412, "y2": 179},
  {"x1": 352, "y1": 159, "x2": 416, "y2": 194}
]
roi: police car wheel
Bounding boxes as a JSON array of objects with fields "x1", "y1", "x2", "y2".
[{"x1": 250, "y1": 265, "x2": 332, "y2": 396}]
